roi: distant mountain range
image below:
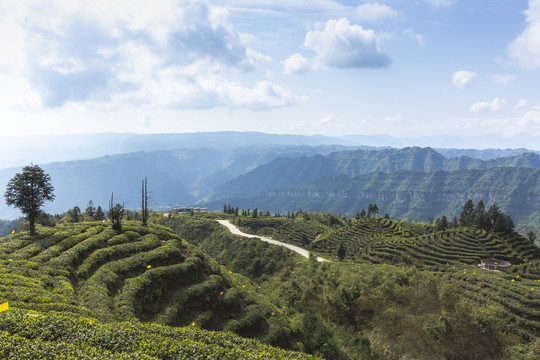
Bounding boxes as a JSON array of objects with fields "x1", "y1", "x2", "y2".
[
  {"x1": 1, "y1": 132, "x2": 539, "y2": 227},
  {"x1": 0, "y1": 144, "x2": 351, "y2": 218},
  {"x1": 206, "y1": 147, "x2": 540, "y2": 201},
  {"x1": 1, "y1": 131, "x2": 539, "y2": 169}
]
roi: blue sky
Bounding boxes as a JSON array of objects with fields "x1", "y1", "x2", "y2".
[{"x1": 0, "y1": 0, "x2": 539, "y2": 144}]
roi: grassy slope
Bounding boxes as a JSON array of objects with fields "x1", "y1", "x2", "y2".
[
  {"x1": 166, "y1": 213, "x2": 540, "y2": 360},
  {"x1": 0, "y1": 221, "x2": 319, "y2": 359}
]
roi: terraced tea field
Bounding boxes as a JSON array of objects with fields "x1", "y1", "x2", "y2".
[
  {"x1": 0, "y1": 221, "x2": 317, "y2": 358},
  {"x1": 232, "y1": 216, "x2": 540, "y2": 340}
]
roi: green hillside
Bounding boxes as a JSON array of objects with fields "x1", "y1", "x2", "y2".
[
  {"x1": 162, "y1": 213, "x2": 540, "y2": 359},
  {"x1": 2, "y1": 212, "x2": 539, "y2": 359},
  {"x1": 0, "y1": 221, "x2": 318, "y2": 359},
  {"x1": 237, "y1": 215, "x2": 540, "y2": 340}
]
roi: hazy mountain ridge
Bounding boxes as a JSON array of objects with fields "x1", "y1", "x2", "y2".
[
  {"x1": 0, "y1": 132, "x2": 358, "y2": 169},
  {"x1": 0, "y1": 145, "x2": 357, "y2": 219},
  {"x1": 208, "y1": 147, "x2": 540, "y2": 201},
  {"x1": 2, "y1": 141, "x2": 539, "y2": 228},
  {"x1": 436, "y1": 147, "x2": 540, "y2": 160},
  {"x1": 2, "y1": 131, "x2": 538, "y2": 169}
]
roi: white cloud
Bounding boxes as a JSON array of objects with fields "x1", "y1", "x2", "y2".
[
  {"x1": 354, "y1": 3, "x2": 399, "y2": 23},
  {"x1": 470, "y1": 98, "x2": 507, "y2": 112},
  {"x1": 491, "y1": 74, "x2": 516, "y2": 85},
  {"x1": 452, "y1": 70, "x2": 477, "y2": 88},
  {"x1": 283, "y1": 53, "x2": 313, "y2": 74},
  {"x1": 507, "y1": 0, "x2": 540, "y2": 69},
  {"x1": 515, "y1": 99, "x2": 527, "y2": 109},
  {"x1": 424, "y1": 0, "x2": 453, "y2": 7},
  {"x1": 305, "y1": 18, "x2": 391, "y2": 69},
  {"x1": 109, "y1": 61, "x2": 302, "y2": 110},
  {"x1": 404, "y1": 29, "x2": 425, "y2": 47},
  {"x1": 285, "y1": 18, "x2": 390, "y2": 73},
  {"x1": 0, "y1": 0, "x2": 292, "y2": 110}
]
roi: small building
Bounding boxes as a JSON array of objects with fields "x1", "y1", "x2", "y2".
[
  {"x1": 170, "y1": 206, "x2": 207, "y2": 214},
  {"x1": 478, "y1": 258, "x2": 512, "y2": 271}
]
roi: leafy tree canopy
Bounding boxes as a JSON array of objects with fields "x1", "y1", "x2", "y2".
[{"x1": 4, "y1": 164, "x2": 55, "y2": 234}]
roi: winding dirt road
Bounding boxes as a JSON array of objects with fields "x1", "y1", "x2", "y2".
[{"x1": 216, "y1": 220, "x2": 328, "y2": 262}]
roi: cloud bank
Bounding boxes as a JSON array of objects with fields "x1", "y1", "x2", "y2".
[
  {"x1": 284, "y1": 18, "x2": 391, "y2": 73},
  {"x1": 0, "y1": 0, "x2": 297, "y2": 110}
]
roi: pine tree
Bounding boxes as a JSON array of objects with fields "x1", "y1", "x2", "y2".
[
  {"x1": 108, "y1": 193, "x2": 124, "y2": 233},
  {"x1": 95, "y1": 206, "x2": 105, "y2": 221},
  {"x1": 85, "y1": 200, "x2": 96, "y2": 219},
  {"x1": 459, "y1": 200, "x2": 475, "y2": 227}
]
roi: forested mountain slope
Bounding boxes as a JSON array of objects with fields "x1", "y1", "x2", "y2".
[
  {"x1": 2, "y1": 145, "x2": 539, "y2": 229},
  {"x1": 206, "y1": 166, "x2": 540, "y2": 226},
  {"x1": 208, "y1": 147, "x2": 540, "y2": 201},
  {"x1": 0, "y1": 145, "x2": 354, "y2": 219}
]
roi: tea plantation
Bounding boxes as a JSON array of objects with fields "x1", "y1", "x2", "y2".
[
  {"x1": 0, "y1": 221, "x2": 319, "y2": 359},
  {"x1": 179, "y1": 213, "x2": 540, "y2": 359}
]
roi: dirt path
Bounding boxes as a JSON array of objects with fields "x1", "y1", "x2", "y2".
[{"x1": 216, "y1": 220, "x2": 328, "y2": 262}]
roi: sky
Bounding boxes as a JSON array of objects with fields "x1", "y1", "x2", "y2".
[{"x1": 1, "y1": 0, "x2": 540, "y2": 143}]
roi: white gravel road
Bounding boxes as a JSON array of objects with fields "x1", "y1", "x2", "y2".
[{"x1": 216, "y1": 219, "x2": 328, "y2": 262}]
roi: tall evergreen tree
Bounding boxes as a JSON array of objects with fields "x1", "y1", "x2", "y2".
[
  {"x1": 95, "y1": 206, "x2": 105, "y2": 221},
  {"x1": 435, "y1": 216, "x2": 448, "y2": 231},
  {"x1": 85, "y1": 200, "x2": 96, "y2": 219},
  {"x1": 474, "y1": 200, "x2": 489, "y2": 229},
  {"x1": 108, "y1": 193, "x2": 124, "y2": 233},
  {"x1": 4, "y1": 164, "x2": 55, "y2": 235},
  {"x1": 459, "y1": 200, "x2": 475, "y2": 227}
]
